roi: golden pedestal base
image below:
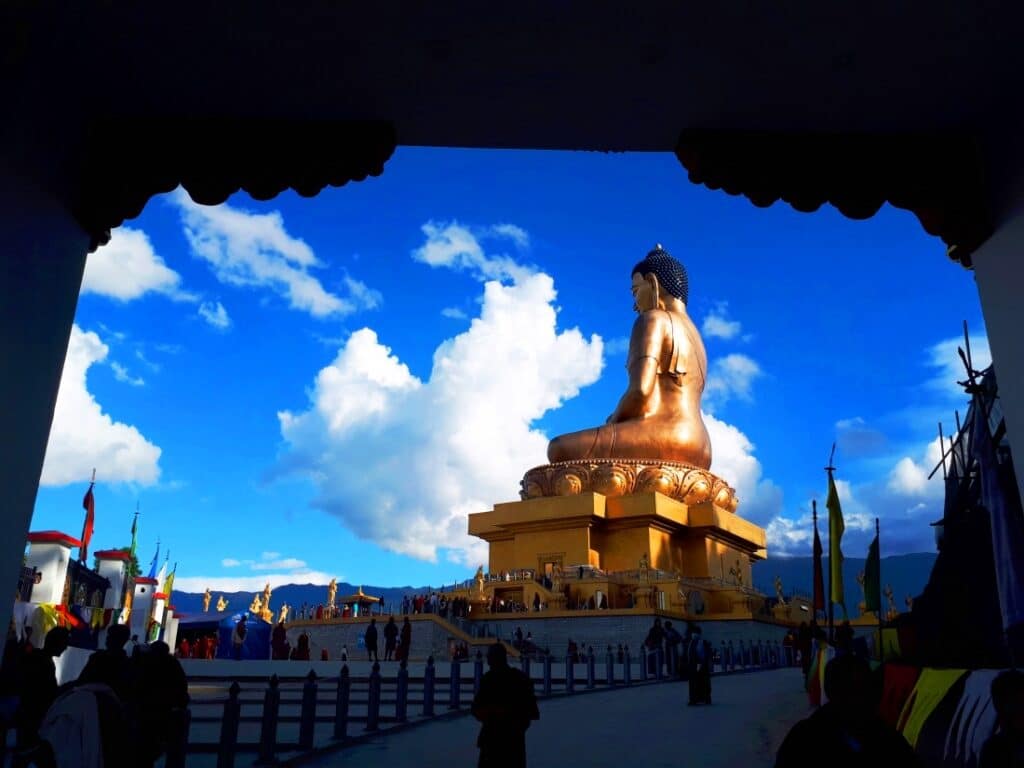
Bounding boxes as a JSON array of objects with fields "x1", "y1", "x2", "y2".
[
  {"x1": 468, "y1": 490, "x2": 766, "y2": 590},
  {"x1": 521, "y1": 460, "x2": 739, "y2": 511}
]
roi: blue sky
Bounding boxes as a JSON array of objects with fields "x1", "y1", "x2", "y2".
[{"x1": 30, "y1": 148, "x2": 988, "y2": 593}]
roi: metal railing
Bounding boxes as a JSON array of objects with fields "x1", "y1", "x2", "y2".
[{"x1": 179, "y1": 641, "x2": 796, "y2": 766}]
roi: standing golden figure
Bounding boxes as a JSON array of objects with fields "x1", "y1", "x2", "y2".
[{"x1": 547, "y1": 245, "x2": 711, "y2": 468}]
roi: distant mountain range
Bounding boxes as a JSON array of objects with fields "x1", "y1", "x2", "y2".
[
  {"x1": 752, "y1": 552, "x2": 938, "y2": 610},
  {"x1": 170, "y1": 582, "x2": 426, "y2": 617},
  {"x1": 169, "y1": 553, "x2": 938, "y2": 618}
]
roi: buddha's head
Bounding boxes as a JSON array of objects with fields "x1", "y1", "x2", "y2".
[{"x1": 631, "y1": 244, "x2": 689, "y2": 313}]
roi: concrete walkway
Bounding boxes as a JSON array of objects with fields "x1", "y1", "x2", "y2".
[{"x1": 296, "y1": 668, "x2": 811, "y2": 768}]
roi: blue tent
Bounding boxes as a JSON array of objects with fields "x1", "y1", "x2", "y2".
[{"x1": 217, "y1": 612, "x2": 271, "y2": 660}]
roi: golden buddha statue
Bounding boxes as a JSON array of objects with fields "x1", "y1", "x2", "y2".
[
  {"x1": 216, "y1": 595, "x2": 228, "y2": 612},
  {"x1": 202, "y1": 588, "x2": 212, "y2": 613},
  {"x1": 547, "y1": 245, "x2": 711, "y2": 468},
  {"x1": 522, "y1": 245, "x2": 737, "y2": 510}
]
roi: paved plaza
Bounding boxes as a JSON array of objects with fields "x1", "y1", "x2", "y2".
[{"x1": 300, "y1": 668, "x2": 810, "y2": 768}]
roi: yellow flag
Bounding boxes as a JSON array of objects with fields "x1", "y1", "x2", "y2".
[{"x1": 827, "y1": 470, "x2": 845, "y2": 610}]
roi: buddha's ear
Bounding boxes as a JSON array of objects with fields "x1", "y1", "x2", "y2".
[{"x1": 646, "y1": 272, "x2": 660, "y2": 302}]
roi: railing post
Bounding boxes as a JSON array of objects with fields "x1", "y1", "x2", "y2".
[
  {"x1": 217, "y1": 681, "x2": 241, "y2": 768},
  {"x1": 623, "y1": 645, "x2": 632, "y2": 686},
  {"x1": 542, "y1": 653, "x2": 552, "y2": 696},
  {"x1": 395, "y1": 660, "x2": 409, "y2": 723},
  {"x1": 565, "y1": 653, "x2": 575, "y2": 693},
  {"x1": 333, "y1": 665, "x2": 350, "y2": 741},
  {"x1": 365, "y1": 662, "x2": 381, "y2": 732},
  {"x1": 449, "y1": 659, "x2": 461, "y2": 709},
  {"x1": 727, "y1": 641, "x2": 734, "y2": 671},
  {"x1": 605, "y1": 646, "x2": 615, "y2": 687},
  {"x1": 586, "y1": 648, "x2": 595, "y2": 689},
  {"x1": 655, "y1": 647, "x2": 664, "y2": 681},
  {"x1": 423, "y1": 657, "x2": 436, "y2": 717},
  {"x1": 257, "y1": 675, "x2": 280, "y2": 765},
  {"x1": 640, "y1": 648, "x2": 649, "y2": 681},
  {"x1": 299, "y1": 670, "x2": 318, "y2": 751},
  {"x1": 166, "y1": 707, "x2": 190, "y2": 768}
]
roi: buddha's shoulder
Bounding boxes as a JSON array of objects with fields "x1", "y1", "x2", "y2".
[{"x1": 633, "y1": 309, "x2": 673, "y2": 331}]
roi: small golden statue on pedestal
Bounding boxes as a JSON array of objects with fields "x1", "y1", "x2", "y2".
[
  {"x1": 216, "y1": 595, "x2": 228, "y2": 612},
  {"x1": 278, "y1": 603, "x2": 290, "y2": 624},
  {"x1": 250, "y1": 594, "x2": 263, "y2": 615},
  {"x1": 729, "y1": 559, "x2": 744, "y2": 587},
  {"x1": 327, "y1": 578, "x2": 337, "y2": 608},
  {"x1": 202, "y1": 588, "x2": 212, "y2": 613},
  {"x1": 474, "y1": 565, "x2": 485, "y2": 594},
  {"x1": 856, "y1": 570, "x2": 867, "y2": 615},
  {"x1": 884, "y1": 584, "x2": 898, "y2": 621},
  {"x1": 774, "y1": 575, "x2": 786, "y2": 605}
]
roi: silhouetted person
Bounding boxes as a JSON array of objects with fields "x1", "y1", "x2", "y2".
[
  {"x1": 835, "y1": 621, "x2": 855, "y2": 655},
  {"x1": 472, "y1": 643, "x2": 539, "y2": 768},
  {"x1": 231, "y1": 615, "x2": 247, "y2": 660},
  {"x1": 365, "y1": 619, "x2": 378, "y2": 662},
  {"x1": 397, "y1": 617, "x2": 412, "y2": 662},
  {"x1": 686, "y1": 625, "x2": 711, "y2": 705},
  {"x1": 132, "y1": 640, "x2": 189, "y2": 767},
  {"x1": 383, "y1": 616, "x2": 398, "y2": 660},
  {"x1": 644, "y1": 617, "x2": 664, "y2": 674},
  {"x1": 979, "y1": 669, "x2": 1024, "y2": 768},
  {"x1": 775, "y1": 653, "x2": 920, "y2": 768},
  {"x1": 271, "y1": 621, "x2": 290, "y2": 660},
  {"x1": 14, "y1": 627, "x2": 69, "y2": 766},
  {"x1": 78, "y1": 624, "x2": 133, "y2": 700}
]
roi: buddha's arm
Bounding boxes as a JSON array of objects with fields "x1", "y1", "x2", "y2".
[{"x1": 607, "y1": 314, "x2": 661, "y2": 423}]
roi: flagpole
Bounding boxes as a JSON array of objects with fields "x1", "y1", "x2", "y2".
[
  {"x1": 875, "y1": 518, "x2": 883, "y2": 666},
  {"x1": 826, "y1": 445, "x2": 836, "y2": 644},
  {"x1": 812, "y1": 500, "x2": 819, "y2": 621}
]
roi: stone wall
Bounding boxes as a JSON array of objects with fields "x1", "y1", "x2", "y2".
[
  {"x1": 285, "y1": 616, "x2": 460, "y2": 661},
  {"x1": 464, "y1": 612, "x2": 875, "y2": 656}
]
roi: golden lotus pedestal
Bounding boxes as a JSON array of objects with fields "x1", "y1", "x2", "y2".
[{"x1": 468, "y1": 463, "x2": 767, "y2": 588}]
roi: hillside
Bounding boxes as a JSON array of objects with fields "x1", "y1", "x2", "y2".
[
  {"x1": 752, "y1": 552, "x2": 937, "y2": 611},
  {"x1": 169, "y1": 552, "x2": 938, "y2": 618}
]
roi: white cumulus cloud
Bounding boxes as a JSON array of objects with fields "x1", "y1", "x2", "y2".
[
  {"x1": 81, "y1": 227, "x2": 194, "y2": 302},
  {"x1": 110, "y1": 362, "x2": 145, "y2": 387},
  {"x1": 412, "y1": 221, "x2": 535, "y2": 283},
  {"x1": 40, "y1": 325, "x2": 162, "y2": 486},
  {"x1": 704, "y1": 353, "x2": 763, "y2": 411},
  {"x1": 701, "y1": 302, "x2": 742, "y2": 340},
  {"x1": 174, "y1": 190, "x2": 377, "y2": 318},
  {"x1": 277, "y1": 225, "x2": 603, "y2": 565},
  {"x1": 887, "y1": 437, "x2": 946, "y2": 499},
  {"x1": 705, "y1": 412, "x2": 783, "y2": 528},
  {"x1": 198, "y1": 301, "x2": 232, "y2": 330}
]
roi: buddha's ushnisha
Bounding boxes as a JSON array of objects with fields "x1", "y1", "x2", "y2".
[{"x1": 547, "y1": 245, "x2": 711, "y2": 468}]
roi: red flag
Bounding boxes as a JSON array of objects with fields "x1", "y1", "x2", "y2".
[
  {"x1": 80, "y1": 483, "x2": 95, "y2": 562},
  {"x1": 812, "y1": 512, "x2": 825, "y2": 613}
]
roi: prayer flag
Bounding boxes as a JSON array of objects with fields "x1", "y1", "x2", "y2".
[
  {"x1": 864, "y1": 530, "x2": 881, "y2": 614},
  {"x1": 147, "y1": 540, "x2": 160, "y2": 580},
  {"x1": 163, "y1": 563, "x2": 176, "y2": 600},
  {"x1": 812, "y1": 513, "x2": 825, "y2": 613},
  {"x1": 80, "y1": 483, "x2": 95, "y2": 562},
  {"x1": 129, "y1": 511, "x2": 138, "y2": 559},
  {"x1": 826, "y1": 470, "x2": 845, "y2": 612},
  {"x1": 973, "y1": 389, "x2": 1024, "y2": 631}
]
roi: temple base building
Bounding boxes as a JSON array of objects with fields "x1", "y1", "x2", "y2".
[{"x1": 467, "y1": 460, "x2": 767, "y2": 617}]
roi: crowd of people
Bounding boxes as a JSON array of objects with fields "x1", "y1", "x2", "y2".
[
  {"x1": 174, "y1": 633, "x2": 218, "y2": 660},
  {"x1": 0, "y1": 625, "x2": 188, "y2": 767}
]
